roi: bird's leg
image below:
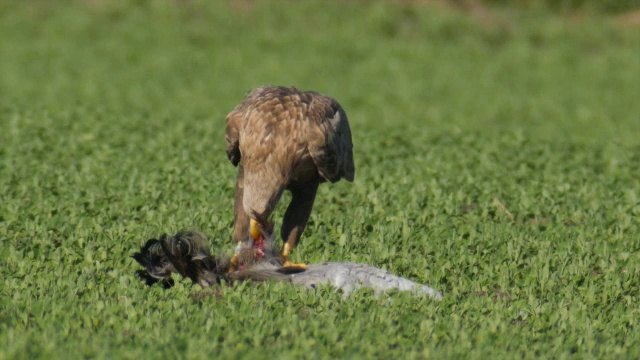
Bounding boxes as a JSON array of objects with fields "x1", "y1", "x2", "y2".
[
  {"x1": 281, "y1": 181, "x2": 319, "y2": 269},
  {"x1": 229, "y1": 165, "x2": 250, "y2": 273},
  {"x1": 249, "y1": 218, "x2": 270, "y2": 260},
  {"x1": 229, "y1": 217, "x2": 273, "y2": 269}
]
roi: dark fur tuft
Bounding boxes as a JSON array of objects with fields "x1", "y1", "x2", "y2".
[
  {"x1": 132, "y1": 238, "x2": 177, "y2": 280},
  {"x1": 133, "y1": 231, "x2": 232, "y2": 288},
  {"x1": 133, "y1": 231, "x2": 296, "y2": 289}
]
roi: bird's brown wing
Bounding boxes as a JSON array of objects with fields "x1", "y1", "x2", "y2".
[
  {"x1": 224, "y1": 107, "x2": 244, "y2": 167},
  {"x1": 307, "y1": 95, "x2": 355, "y2": 183},
  {"x1": 224, "y1": 86, "x2": 287, "y2": 168}
]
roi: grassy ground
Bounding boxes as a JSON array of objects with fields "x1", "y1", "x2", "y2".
[{"x1": 1, "y1": 1, "x2": 639, "y2": 358}]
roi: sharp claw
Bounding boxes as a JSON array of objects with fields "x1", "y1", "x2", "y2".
[
  {"x1": 250, "y1": 218, "x2": 261, "y2": 241},
  {"x1": 283, "y1": 261, "x2": 307, "y2": 270},
  {"x1": 228, "y1": 253, "x2": 240, "y2": 273},
  {"x1": 281, "y1": 253, "x2": 307, "y2": 270}
]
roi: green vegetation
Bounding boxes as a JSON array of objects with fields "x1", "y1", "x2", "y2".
[
  {"x1": 486, "y1": 0, "x2": 640, "y2": 13},
  {"x1": 1, "y1": 1, "x2": 639, "y2": 358}
]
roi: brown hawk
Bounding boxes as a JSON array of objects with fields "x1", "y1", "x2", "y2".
[{"x1": 224, "y1": 86, "x2": 355, "y2": 271}]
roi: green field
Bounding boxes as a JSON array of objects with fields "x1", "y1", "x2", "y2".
[{"x1": 2, "y1": 1, "x2": 640, "y2": 358}]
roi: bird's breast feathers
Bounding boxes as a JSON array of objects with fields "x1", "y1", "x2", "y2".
[{"x1": 226, "y1": 86, "x2": 354, "y2": 183}]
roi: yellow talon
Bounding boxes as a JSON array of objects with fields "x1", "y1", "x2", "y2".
[
  {"x1": 282, "y1": 259, "x2": 307, "y2": 270},
  {"x1": 250, "y1": 218, "x2": 261, "y2": 241},
  {"x1": 228, "y1": 253, "x2": 240, "y2": 273},
  {"x1": 231, "y1": 219, "x2": 262, "y2": 273},
  {"x1": 282, "y1": 242, "x2": 293, "y2": 258},
  {"x1": 281, "y1": 243, "x2": 306, "y2": 270}
]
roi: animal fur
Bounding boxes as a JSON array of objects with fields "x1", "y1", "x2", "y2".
[{"x1": 132, "y1": 231, "x2": 443, "y2": 300}]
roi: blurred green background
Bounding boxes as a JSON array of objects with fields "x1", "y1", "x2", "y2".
[{"x1": 1, "y1": 0, "x2": 639, "y2": 143}]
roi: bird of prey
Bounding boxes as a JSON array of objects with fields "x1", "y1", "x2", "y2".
[{"x1": 224, "y1": 86, "x2": 355, "y2": 271}]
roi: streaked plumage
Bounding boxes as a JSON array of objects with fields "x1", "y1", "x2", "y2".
[{"x1": 225, "y1": 86, "x2": 355, "y2": 267}]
